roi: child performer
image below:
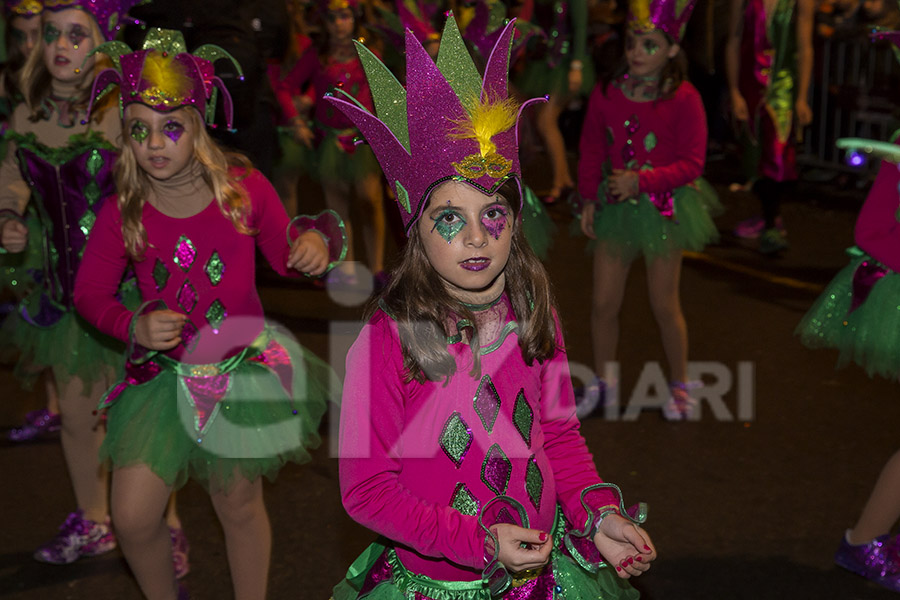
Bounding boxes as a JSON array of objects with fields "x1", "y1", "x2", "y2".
[
  {"x1": 72, "y1": 29, "x2": 343, "y2": 599},
  {"x1": 0, "y1": 0, "x2": 148, "y2": 563},
  {"x1": 796, "y1": 41, "x2": 900, "y2": 588},
  {"x1": 307, "y1": 0, "x2": 387, "y2": 286},
  {"x1": 575, "y1": 0, "x2": 719, "y2": 420},
  {"x1": 725, "y1": 0, "x2": 814, "y2": 254},
  {"x1": 327, "y1": 17, "x2": 656, "y2": 600}
]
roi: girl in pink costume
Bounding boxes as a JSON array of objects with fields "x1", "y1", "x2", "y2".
[
  {"x1": 796, "y1": 36, "x2": 900, "y2": 586},
  {"x1": 0, "y1": 0, "x2": 193, "y2": 567},
  {"x1": 73, "y1": 29, "x2": 343, "y2": 599},
  {"x1": 575, "y1": 0, "x2": 720, "y2": 420},
  {"x1": 307, "y1": 0, "x2": 386, "y2": 285},
  {"x1": 327, "y1": 17, "x2": 655, "y2": 600}
]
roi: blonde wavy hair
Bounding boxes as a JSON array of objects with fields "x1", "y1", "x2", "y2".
[
  {"x1": 19, "y1": 9, "x2": 115, "y2": 121},
  {"x1": 117, "y1": 107, "x2": 256, "y2": 260}
]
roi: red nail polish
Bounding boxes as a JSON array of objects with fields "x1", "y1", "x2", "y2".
[
  {"x1": 628, "y1": 557, "x2": 634, "y2": 565},
  {"x1": 539, "y1": 532, "x2": 547, "y2": 541},
  {"x1": 616, "y1": 566, "x2": 622, "y2": 572},
  {"x1": 636, "y1": 556, "x2": 643, "y2": 562},
  {"x1": 644, "y1": 545, "x2": 651, "y2": 551}
]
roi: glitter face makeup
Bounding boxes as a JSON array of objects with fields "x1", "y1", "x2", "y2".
[
  {"x1": 431, "y1": 208, "x2": 467, "y2": 243},
  {"x1": 163, "y1": 120, "x2": 185, "y2": 144},
  {"x1": 130, "y1": 121, "x2": 149, "y2": 143},
  {"x1": 42, "y1": 8, "x2": 96, "y2": 85},
  {"x1": 624, "y1": 29, "x2": 677, "y2": 82},
  {"x1": 43, "y1": 23, "x2": 59, "y2": 45},
  {"x1": 418, "y1": 181, "x2": 513, "y2": 295}
]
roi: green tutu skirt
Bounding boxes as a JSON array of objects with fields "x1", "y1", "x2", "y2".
[
  {"x1": 314, "y1": 129, "x2": 380, "y2": 185},
  {"x1": 522, "y1": 185, "x2": 557, "y2": 260},
  {"x1": 0, "y1": 208, "x2": 42, "y2": 300},
  {"x1": 332, "y1": 512, "x2": 638, "y2": 600},
  {"x1": 514, "y1": 56, "x2": 596, "y2": 99},
  {"x1": 99, "y1": 326, "x2": 335, "y2": 494},
  {"x1": 275, "y1": 127, "x2": 316, "y2": 181},
  {"x1": 582, "y1": 178, "x2": 722, "y2": 261},
  {"x1": 796, "y1": 251, "x2": 900, "y2": 380}
]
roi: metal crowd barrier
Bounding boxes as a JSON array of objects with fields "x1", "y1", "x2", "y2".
[{"x1": 800, "y1": 33, "x2": 900, "y2": 176}]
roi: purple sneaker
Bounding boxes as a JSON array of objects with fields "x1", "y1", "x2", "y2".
[
  {"x1": 170, "y1": 526, "x2": 190, "y2": 579},
  {"x1": 834, "y1": 532, "x2": 900, "y2": 592},
  {"x1": 8, "y1": 409, "x2": 61, "y2": 442},
  {"x1": 34, "y1": 510, "x2": 116, "y2": 564}
]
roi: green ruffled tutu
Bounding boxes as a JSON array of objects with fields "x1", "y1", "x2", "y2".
[
  {"x1": 275, "y1": 127, "x2": 316, "y2": 181},
  {"x1": 796, "y1": 251, "x2": 900, "y2": 380},
  {"x1": 99, "y1": 326, "x2": 335, "y2": 494},
  {"x1": 314, "y1": 129, "x2": 380, "y2": 185},
  {"x1": 522, "y1": 185, "x2": 557, "y2": 260},
  {"x1": 332, "y1": 512, "x2": 638, "y2": 600},
  {"x1": 514, "y1": 56, "x2": 596, "y2": 99},
  {"x1": 0, "y1": 208, "x2": 42, "y2": 301},
  {"x1": 583, "y1": 178, "x2": 721, "y2": 261}
]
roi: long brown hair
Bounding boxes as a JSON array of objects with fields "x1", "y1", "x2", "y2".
[
  {"x1": 116, "y1": 107, "x2": 256, "y2": 260},
  {"x1": 373, "y1": 179, "x2": 560, "y2": 384},
  {"x1": 19, "y1": 10, "x2": 115, "y2": 122},
  {"x1": 602, "y1": 30, "x2": 688, "y2": 101}
]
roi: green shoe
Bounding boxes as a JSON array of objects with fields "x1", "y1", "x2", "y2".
[{"x1": 759, "y1": 227, "x2": 789, "y2": 255}]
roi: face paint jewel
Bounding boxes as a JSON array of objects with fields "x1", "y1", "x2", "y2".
[
  {"x1": 173, "y1": 236, "x2": 196, "y2": 271},
  {"x1": 204, "y1": 251, "x2": 225, "y2": 286}
]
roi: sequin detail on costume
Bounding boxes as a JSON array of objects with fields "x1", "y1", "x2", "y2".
[
  {"x1": 177, "y1": 280, "x2": 197, "y2": 314},
  {"x1": 481, "y1": 443, "x2": 511, "y2": 495},
  {"x1": 84, "y1": 149, "x2": 104, "y2": 206},
  {"x1": 473, "y1": 374, "x2": 500, "y2": 433},
  {"x1": 181, "y1": 319, "x2": 199, "y2": 353},
  {"x1": 439, "y1": 412, "x2": 473, "y2": 467},
  {"x1": 205, "y1": 300, "x2": 226, "y2": 333},
  {"x1": 622, "y1": 115, "x2": 640, "y2": 164},
  {"x1": 495, "y1": 506, "x2": 516, "y2": 525},
  {"x1": 153, "y1": 258, "x2": 170, "y2": 291},
  {"x1": 644, "y1": 131, "x2": 658, "y2": 152},
  {"x1": 78, "y1": 210, "x2": 96, "y2": 238},
  {"x1": 526, "y1": 455, "x2": 543, "y2": 510},
  {"x1": 182, "y1": 373, "x2": 231, "y2": 435},
  {"x1": 450, "y1": 482, "x2": 480, "y2": 516},
  {"x1": 173, "y1": 235, "x2": 196, "y2": 271},
  {"x1": 204, "y1": 251, "x2": 225, "y2": 286},
  {"x1": 513, "y1": 389, "x2": 533, "y2": 448}
]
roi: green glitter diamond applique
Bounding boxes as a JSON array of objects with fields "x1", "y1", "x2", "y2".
[
  {"x1": 644, "y1": 132, "x2": 658, "y2": 153},
  {"x1": 481, "y1": 443, "x2": 511, "y2": 495},
  {"x1": 473, "y1": 375, "x2": 500, "y2": 434},
  {"x1": 152, "y1": 258, "x2": 170, "y2": 291},
  {"x1": 83, "y1": 180, "x2": 100, "y2": 207},
  {"x1": 439, "y1": 411, "x2": 472, "y2": 467},
  {"x1": 450, "y1": 482, "x2": 480, "y2": 516},
  {"x1": 173, "y1": 236, "x2": 196, "y2": 272},
  {"x1": 205, "y1": 251, "x2": 225, "y2": 286},
  {"x1": 525, "y1": 455, "x2": 543, "y2": 510},
  {"x1": 205, "y1": 299, "x2": 226, "y2": 333},
  {"x1": 78, "y1": 210, "x2": 96, "y2": 238},
  {"x1": 86, "y1": 148, "x2": 103, "y2": 176},
  {"x1": 513, "y1": 389, "x2": 533, "y2": 448}
]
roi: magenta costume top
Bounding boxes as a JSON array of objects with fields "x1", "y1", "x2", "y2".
[
  {"x1": 854, "y1": 160, "x2": 900, "y2": 272},
  {"x1": 311, "y1": 54, "x2": 375, "y2": 136},
  {"x1": 577, "y1": 81, "x2": 706, "y2": 210},
  {"x1": 267, "y1": 34, "x2": 318, "y2": 125},
  {"x1": 74, "y1": 169, "x2": 341, "y2": 365},
  {"x1": 339, "y1": 296, "x2": 620, "y2": 582}
]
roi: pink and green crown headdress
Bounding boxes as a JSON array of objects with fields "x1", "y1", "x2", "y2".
[
  {"x1": 87, "y1": 28, "x2": 243, "y2": 130},
  {"x1": 325, "y1": 16, "x2": 544, "y2": 235},
  {"x1": 627, "y1": 0, "x2": 697, "y2": 43},
  {"x1": 4, "y1": 0, "x2": 42, "y2": 17},
  {"x1": 43, "y1": 0, "x2": 143, "y2": 41}
]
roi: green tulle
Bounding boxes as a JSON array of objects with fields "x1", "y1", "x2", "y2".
[
  {"x1": 583, "y1": 178, "x2": 721, "y2": 261},
  {"x1": 314, "y1": 131, "x2": 380, "y2": 184},
  {"x1": 514, "y1": 56, "x2": 596, "y2": 98},
  {"x1": 275, "y1": 128, "x2": 316, "y2": 180},
  {"x1": 100, "y1": 327, "x2": 335, "y2": 495},
  {"x1": 796, "y1": 253, "x2": 900, "y2": 380},
  {"x1": 0, "y1": 208, "x2": 42, "y2": 298},
  {"x1": 522, "y1": 186, "x2": 557, "y2": 260}
]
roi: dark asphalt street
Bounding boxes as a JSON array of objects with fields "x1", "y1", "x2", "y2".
[{"x1": 3, "y1": 156, "x2": 900, "y2": 599}]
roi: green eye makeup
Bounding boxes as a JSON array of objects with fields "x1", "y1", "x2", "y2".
[
  {"x1": 43, "y1": 24, "x2": 60, "y2": 45},
  {"x1": 642, "y1": 39, "x2": 660, "y2": 55},
  {"x1": 431, "y1": 209, "x2": 466, "y2": 243},
  {"x1": 130, "y1": 122, "x2": 149, "y2": 144}
]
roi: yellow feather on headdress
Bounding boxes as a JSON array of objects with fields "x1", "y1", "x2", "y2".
[
  {"x1": 450, "y1": 94, "x2": 519, "y2": 158},
  {"x1": 629, "y1": 0, "x2": 653, "y2": 31},
  {"x1": 139, "y1": 51, "x2": 193, "y2": 106}
]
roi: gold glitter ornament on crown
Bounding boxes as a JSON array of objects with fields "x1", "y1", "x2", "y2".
[{"x1": 324, "y1": 15, "x2": 545, "y2": 235}]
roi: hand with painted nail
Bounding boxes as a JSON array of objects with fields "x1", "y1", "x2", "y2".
[
  {"x1": 592, "y1": 513, "x2": 656, "y2": 578},
  {"x1": 134, "y1": 309, "x2": 187, "y2": 351},
  {"x1": 287, "y1": 230, "x2": 329, "y2": 276},
  {"x1": 488, "y1": 524, "x2": 553, "y2": 573}
]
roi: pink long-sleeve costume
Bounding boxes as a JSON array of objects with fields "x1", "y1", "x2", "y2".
[{"x1": 339, "y1": 298, "x2": 619, "y2": 581}]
